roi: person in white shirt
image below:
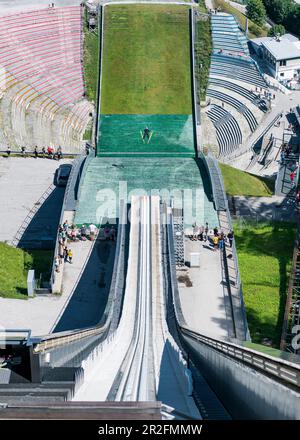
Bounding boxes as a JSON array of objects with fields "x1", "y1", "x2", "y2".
[{"x1": 89, "y1": 223, "x2": 98, "y2": 241}]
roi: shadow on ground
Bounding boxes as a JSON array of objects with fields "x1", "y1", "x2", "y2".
[
  {"x1": 18, "y1": 186, "x2": 65, "y2": 249},
  {"x1": 53, "y1": 239, "x2": 116, "y2": 333}
]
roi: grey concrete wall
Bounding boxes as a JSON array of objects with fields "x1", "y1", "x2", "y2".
[{"x1": 183, "y1": 334, "x2": 300, "y2": 420}]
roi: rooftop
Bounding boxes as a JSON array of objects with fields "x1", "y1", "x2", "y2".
[{"x1": 252, "y1": 34, "x2": 300, "y2": 60}]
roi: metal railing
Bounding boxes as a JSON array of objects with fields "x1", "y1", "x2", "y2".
[
  {"x1": 280, "y1": 221, "x2": 300, "y2": 353},
  {"x1": 11, "y1": 183, "x2": 55, "y2": 247},
  {"x1": 35, "y1": 200, "x2": 127, "y2": 353},
  {"x1": 166, "y1": 202, "x2": 300, "y2": 390},
  {"x1": 220, "y1": 111, "x2": 282, "y2": 163},
  {"x1": 50, "y1": 154, "x2": 90, "y2": 292},
  {"x1": 201, "y1": 151, "x2": 227, "y2": 211},
  {"x1": 180, "y1": 327, "x2": 300, "y2": 389}
]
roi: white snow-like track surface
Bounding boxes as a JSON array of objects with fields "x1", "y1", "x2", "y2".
[{"x1": 73, "y1": 196, "x2": 201, "y2": 419}]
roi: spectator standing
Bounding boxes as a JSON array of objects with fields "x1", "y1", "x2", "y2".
[
  {"x1": 71, "y1": 227, "x2": 77, "y2": 241},
  {"x1": 57, "y1": 146, "x2": 62, "y2": 160},
  {"x1": 213, "y1": 235, "x2": 219, "y2": 251},
  {"x1": 290, "y1": 171, "x2": 295, "y2": 187},
  {"x1": 199, "y1": 225, "x2": 204, "y2": 241},
  {"x1": 192, "y1": 223, "x2": 198, "y2": 241},
  {"x1": 34, "y1": 146, "x2": 38, "y2": 159},
  {"x1": 204, "y1": 222, "x2": 209, "y2": 241},
  {"x1": 41, "y1": 147, "x2": 46, "y2": 158},
  {"x1": 63, "y1": 246, "x2": 68, "y2": 262},
  {"x1": 213, "y1": 226, "x2": 219, "y2": 237},
  {"x1": 80, "y1": 224, "x2": 87, "y2": 240},
  {"x1": 110, "y1": 225, "x2": 116, "y2": 241},
  {"x1": 218, "y1": 234, "x2": 224, "y2": 251},
  {"x1": 89, "y1": 223, "x2": 97, "y2": 241},
  {"x1": 6, "y1": 146, "x2": 10, "y2": 158},
  {"x1": 85, "y1": 226, "x2": 91, "y2": 240},
  {"x1": 63, "y1": 220, "x2": 69, "y2": 233},
  {"x1": 227, "y1": 230, "x2": 234, "y2": 248},
  {"x1": 21, "y1": 146, "x2": 26, "y2": 157},
  {"x1": 47, "y1": 146, "x2": 54, "y2": 159}
]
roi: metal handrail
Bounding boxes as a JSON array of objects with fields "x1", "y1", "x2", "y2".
[
  {"x1": 11, "y1": 183, "x2": 55, "y2": 247},
  {"x1": 35, "y1": 200, "x2": 126, "y2": 352},
  {"x1": 221, "y1": 111, "x2": 282, "y2": 163},
  {"x1": 180, "y1": 326, "x2": 300, "y2": 389},
  {"x1": 166, "y1": 203, "x2": 300, "y2": 388},
  {"x1": 280, "y1": 220, "x2": 300, "y2": 352}
]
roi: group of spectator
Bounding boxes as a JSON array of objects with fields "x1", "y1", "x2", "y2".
[
  {"x1": 5, "y1": 145, "x2": 63, "y2": 160},
  {"x1": 189, "y1": 222, "x2": 234, "y2": 252},
  {"x1": 280, "y1": 144, "x2": 295, "y2": 164},
  {"x1": 55, "y1": 220, "x2": 98, "y2": 272},
  {"x1": 54, "y1": 220, "x2": 116, "y2": 273}
]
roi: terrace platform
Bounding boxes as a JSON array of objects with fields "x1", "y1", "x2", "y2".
[{"x1": 178, "y1": 237, "x2": 231, "y2": 339}]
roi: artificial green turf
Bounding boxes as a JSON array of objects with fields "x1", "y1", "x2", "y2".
[
  {"x1": 220, "y1": 163, "x2": 274, "y2": 197},
  {"x1": 0, "y1": 243, "x2": 53, "y2": 299},
  {"x1": 101, "y1": 4, "x2": 192, "y2": 115},
  {"x1": 97, "y1": 114, "x2": 195, "y2": 155},
  {"x1": 234, "y1": 221, "x2": 296, "y2": 347}
]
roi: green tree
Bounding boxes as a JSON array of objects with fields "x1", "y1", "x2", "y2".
[
  {"x1": 268, "y1": 24, "x2": 285, "y2": 37},
  {"x1": 246, "y1": 0, "x2": 266, "y2": 26},
  {"x1": 263, "y1": 0, "x2": 294, "y2": 24},
  {"x1": 285, "y1": 5, "x2": 300, "y2": 37}
]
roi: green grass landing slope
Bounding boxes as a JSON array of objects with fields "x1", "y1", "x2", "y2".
[{"x1": 101, "y1": 4, "x2": 192, "y2": 115}]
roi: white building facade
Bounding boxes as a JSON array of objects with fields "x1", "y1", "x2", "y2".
[{"x1": 251, "y1": 34, "x2": 300, "y2": 86}]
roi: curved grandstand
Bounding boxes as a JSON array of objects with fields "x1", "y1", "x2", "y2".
[
  {"x1": 202, "y1": 12, "x2": 270, "y2": 159},
  {"x1": 0, "y1": 0, "x2": 299, "y2": 421},
  {"x1": 0, "y1": 5, "x2": 93, "y2": 152}
]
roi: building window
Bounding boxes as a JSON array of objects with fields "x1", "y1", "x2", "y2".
[
  {"x1": 279, "y1": 60, "x2": 286, "y2": 66},
  {"x1": 280, "y1": 72, "x2": 284, "y2": 77}
]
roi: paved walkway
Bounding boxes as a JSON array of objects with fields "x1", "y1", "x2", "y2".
[
  {"x1": 232, "y1": 91, "x2": 300, "y2": 170},
  {"x1": 204, "y1": 0, "x2": 213, "y2": 10},
  {"x1": 0, "y1": 0, "x2": 82, "y2": 15},
  {"x1": 232, "y1": 195, "x2": 297, "y2": 223},
  {"x1": 0, "y1": 0, "x2": 196, "y2": 15},
  {"x1": 0, "y1": 236, "x2": 115, "y2": 336},
  {"x1": 178, "y1": 237, "x2": 231, "y2": 339},
  {"x1": 228, "y1": 1, "x2": 245, "y2": 13},
  {"x1": 53, "y1": 237, "x2": 116, "y2": 333},
  {"x1": 0, "y1": 157, "x2": 71, "y2": 243}
]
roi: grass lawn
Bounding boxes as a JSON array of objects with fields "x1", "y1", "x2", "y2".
[
  {"x1": 220, "y1": 163, "x2": 274, "y2": 196},
  {"x1": 195, "y1": 6, "x2": 212, "y2": 101},
  {"x1": 197, "y1": 0, "x2": 207, "y2": 14},
  {"x1": 101, "y1": 4, "x2": 192, "y2": 114},
  {"x1": 213, "y1": 0, "x2": 268, "y2": 38},
  {"x1": 0, "y1": 243, "x2": 53, "y2": 299},
  {"x1": 234, "y1": 221, "x2": 296, "y2": 347},
  {"x1": 83, "y1": 10, "x2": 99, "y2": 102}
]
